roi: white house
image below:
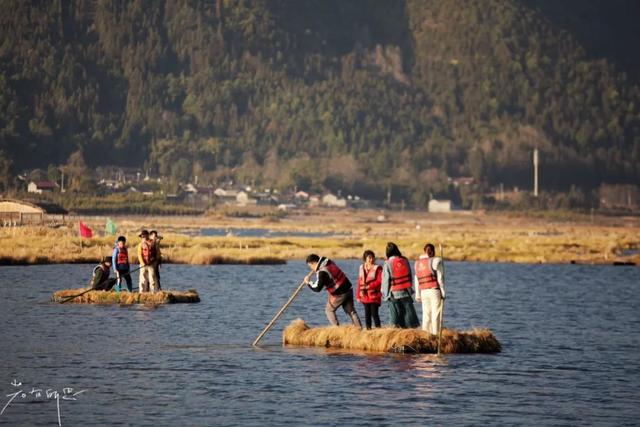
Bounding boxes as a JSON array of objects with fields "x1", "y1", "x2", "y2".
[
  {"x1": 236, "y1": 191, "x2": 257, "y2": 206},
  {"x1": 322, "y1": 193, "x2": 347, "y2": 208},
  {"x1": 27, "y1": 181, "x2": 57, "y2": 194},
  {"x1": 428, "y1": 199, "x2": 452, "y2": 213}
]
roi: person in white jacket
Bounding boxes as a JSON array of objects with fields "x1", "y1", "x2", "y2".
[{"x1": 413, "y1": 243, "x2": 446, "y2": 335}]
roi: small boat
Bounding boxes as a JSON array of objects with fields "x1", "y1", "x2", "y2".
[
  {"x1": 283, "y1": 319, "x2": 501, "y2": 354},
  {"x1": 52, "y1": 289, "x2": 200, "y2": 304}
]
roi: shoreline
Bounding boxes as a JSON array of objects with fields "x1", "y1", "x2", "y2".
[{"x1": 0, "y1": 209, "x2": 638, "y2": 267}]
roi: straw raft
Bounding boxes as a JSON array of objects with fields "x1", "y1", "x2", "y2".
[
  {"x1": 52, "y1": 289, "x2": 200, "y2": 304},
  {"x1": 283, "y1": 319, "x2": 501, "y2": 354}
]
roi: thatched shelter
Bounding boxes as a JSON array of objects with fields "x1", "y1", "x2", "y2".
[
  {"x1": 283, "y1": 319, "x2": 501, "y2": 354},
  {"x1": 52, "y1": 289, "x2": 200, "y2": 304}
]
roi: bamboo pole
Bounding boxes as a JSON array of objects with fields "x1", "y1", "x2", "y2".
[
  {"x1": 252, "y1": 278, "x2": 308, "y2": 346},
  {"x1": 437, "y1": 243, "x2": 445, "y2": 355}
]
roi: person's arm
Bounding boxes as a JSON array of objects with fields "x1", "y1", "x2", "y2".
[
  {"x1": 381, "y1": 263, "x2": 391, "y2": 301},
  {"x1": 306, "y1": 271, "x2": 328, "y2": 293},
  {"x1": 112, "y1": 248, "x2": 118, "y2": 274},
  {"x1": 414, "y1": 269, "x2": 421, "y2": 302},
  {"x1": 156, "y1": 244, "x2": 162, "y2": 265},
  {"x1": 91, "y1": 268, "x2": 105, "y2": 289},
  {"x1": 435, "y1": 257, "x2": 445, "y2": 299},
  {"x1": 137, "y1": 244, "x2": 145, "y2": 266}
]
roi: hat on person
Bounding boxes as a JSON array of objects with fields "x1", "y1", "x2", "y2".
[{"x1": 138, "y1": 229, "x2": 149, "y2": 238}]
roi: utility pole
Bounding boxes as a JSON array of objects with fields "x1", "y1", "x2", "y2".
[{"x1": 533, "y1": 148, "x2": 539, "y2": 197}]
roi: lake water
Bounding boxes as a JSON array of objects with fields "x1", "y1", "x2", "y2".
[{"x1": 1, "y1": 261, "x2": 639, "y2": 426}]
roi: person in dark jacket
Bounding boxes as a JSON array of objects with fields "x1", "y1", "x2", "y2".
[
  {"x1": 381, "y1": 242, "x2": 419, "y2": 328},
  {"x1": 112, "y1": 236, "x2": 133, "y2": 292},
  {"x1": 305, "y1": 254, "x2": 362, "y2": 328},
  {"x1": 90, "y1": 257, "x2": 116, "y2": 291}
]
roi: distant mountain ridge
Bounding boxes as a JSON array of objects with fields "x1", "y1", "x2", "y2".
[{"x1": 0, "y1": 0, "x2": 637, "y2": 204}]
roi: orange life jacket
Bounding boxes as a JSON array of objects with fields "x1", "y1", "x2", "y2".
[
  {"x1": 358, "y1": 264, "x2": 382, "y2": 304},
  {"x1": 141, "y1": 240, "x2": 156, "y2": 264},
  {"x1": 389, "y1": 256, "x2": 412, "y2": 292},
  {"x1": 415, "y1": 256, "x2": 439, "y2": 290},
  {"x1": 319, "y1": 259, "x2": 347, "y2": 295},
  {"x1": 116, "y1": 246, "x2": 129, "y2": 267}
]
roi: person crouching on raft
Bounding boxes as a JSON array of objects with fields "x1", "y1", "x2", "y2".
[
  {"x1": 90, "y1": 256, "x2": 115, "y2": 291},
  {"x1": 112, "y1": 235, "x2": 133, "y2": 292},
  {"x1": 381, "y1": 242, "x2": 419, "y2": 329},
  {"x1": 356, "y1": 250, "x2": 382, "y2": 329},
  {"x1": 414, "y1": 243, "x2": 446, "y2": 335},
  {"x1": 304, "y1": 254, "x2": 362, "y2": 328}
]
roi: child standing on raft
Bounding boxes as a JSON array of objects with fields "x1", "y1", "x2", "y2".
[{"x1": 356, "y1": 250, "x2": 382, "y2": 329}]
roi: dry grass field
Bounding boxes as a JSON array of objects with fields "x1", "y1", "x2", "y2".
[{"x1": 1, "y1": 207, "x2": 638, "y2": 265}]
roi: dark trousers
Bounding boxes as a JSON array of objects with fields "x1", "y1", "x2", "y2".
[
  {"x1": 115, "y1": 269, "x2": 133, "y2": 292},
  {"x1": 325, "y1": 291, "x2": 362, "y2": 328},
  {"x1": 363, "y1": 303, "x2": 381, "y2": 329},
  {"x1": 388, "y1": 297, "x2": 420, "y2": 328}
]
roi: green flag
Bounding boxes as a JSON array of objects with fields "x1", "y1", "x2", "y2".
[{"x1": 105, "y1": 218, "x2": 117, "y2": 235}]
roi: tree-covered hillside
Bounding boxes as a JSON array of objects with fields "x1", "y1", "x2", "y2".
[{"x1": 0, "y1": 0, "x2": 638, "y2": 205}]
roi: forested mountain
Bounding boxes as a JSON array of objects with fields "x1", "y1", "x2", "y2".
[{"x1": 0, "y1": 0, "x2": 638, "y2": 205}]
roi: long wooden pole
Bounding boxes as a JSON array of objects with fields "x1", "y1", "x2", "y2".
[
  {"x1": 59, "y1": 265, "x2": 142, "y2": 304},
  {"x1": 437, "y1": 243, "x2": 445, "y2": 355},
  {"x1": 252, "y1": 279, "x2": 308, "y2": 346}
]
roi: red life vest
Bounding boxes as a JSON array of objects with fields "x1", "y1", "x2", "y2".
[
  {"x1": 141, "y1": 240, "x2": 156, "y2": 264},
  {"x1": 415, "y1": 256, "x2": 439, "y2": 290},
  {"x1": 389, "y1": 256, "x2": 412, "y2": 292},
  {"x1": 116, "y1": 247, "x2": 129, "y2": 266},
  {"x1": 357, "y1": 264, "x2": 381, "y2": 304},
  {"x1": 319, "y1": 259, "x2": 347, "y2": 295}
]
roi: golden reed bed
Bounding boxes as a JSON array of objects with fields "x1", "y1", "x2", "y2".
[
  {"x1": 283, "y1": 319, "x2": 501, "y2": 354},
  {"x1": 51, "y1": 289, "x2": 200, "y2": 304}
]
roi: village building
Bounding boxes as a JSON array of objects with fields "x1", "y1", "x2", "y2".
[
  {"x1": 27, "y1": 181, "x2": 58, "y2": 194},
  {"x1": 428, "y1": 199, "x2": 452, "y2": 213},
  {"x1": 322, "y1": 193, "x2": 347, "y2": 208},
  {"x1": 0, "y1": 199, "x2": 68, "y2": 226}
]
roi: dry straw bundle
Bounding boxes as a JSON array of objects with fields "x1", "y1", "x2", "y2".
[
  {"x1": 283, "y1": 319, "x2": 501, "y2": 354},
  {"x1": 52, "y1": 289, "x2": 200, "y2": 304}
]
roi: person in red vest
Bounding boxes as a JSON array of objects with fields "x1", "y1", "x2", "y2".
[
  {"x1": 414, "y1": 243, "x2": 446, "y2": 335},
  {"x1": 304, "y1": 254, "x2": 362, "y2": 328},
  {"x1": 356, "y1": 250, "x2": 382, "y2": 329},
  {"x1": 112, "y1": 235, "x2": 133, "y2": 292},
  {"x1": 137, "y1": 229, "x2": 158, "y2": 293},
  {"x1": 381, "y1": 242, "x2": 419, "y2": 328}
]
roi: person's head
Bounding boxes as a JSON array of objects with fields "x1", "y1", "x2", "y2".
[
  {"x1": 362, "y1": 250, "x2": 375, "y2": 265},
  {"x1": 139, "y1": 229, "x2": 149, "y2": 240},
  {"x1": 306, "y1": 253, "x2": 320, "y2": 271},
  {"x1": 117, "y1": 235, "x2": 126, "y2": 248},
  {"x1": 385, "y1": 242, "x2": 402, "y2": 259},
  {"x1": 424, "y1": 243, "x2": 435, "y2": 257},
  {"x1": 150, "y1": 230, "x2": 162, "y2": 241},
  {"x1": 102, "y1": 256, "x2": 112, "y2": 266}
]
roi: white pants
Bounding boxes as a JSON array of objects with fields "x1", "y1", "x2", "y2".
[
  {"x1": 419, "y1": 288, "x2": 443, "y2": 335},
  {"x1": 139, "y1": 265, "x2": 158, "y2": 293}
]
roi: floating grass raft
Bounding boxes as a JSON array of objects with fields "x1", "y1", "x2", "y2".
[
  {"x1": 51, "y1": 289, "x2": 200, "y2": 304},
  {"x1": 283, "y1": 319, "x2": 501, "y2": 354}
]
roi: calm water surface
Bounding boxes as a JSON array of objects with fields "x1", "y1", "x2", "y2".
[{"x1": 1, "y1": 261, "x2": 639, "y2": 426}]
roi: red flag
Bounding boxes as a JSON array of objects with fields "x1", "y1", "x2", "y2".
[{"x1": 79, "y1": 222, "x2": 93, "y2": 238}]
